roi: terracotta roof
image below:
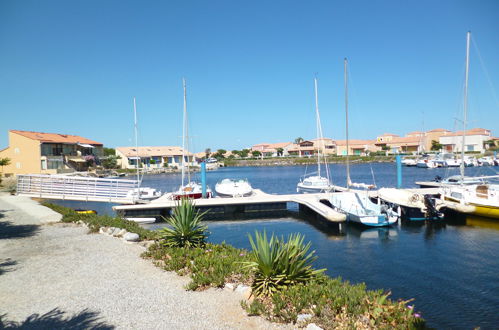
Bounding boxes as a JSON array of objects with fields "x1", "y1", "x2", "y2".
[
  {"x1": 116, "y1": 146, "x2": 191, "y2": 157},
  {"x1": 11, "y1": 130, "x2": 102, "y2": 145},
  {"x1": 427, "y1": 128, "x2": 451, "y2": 133},
  {"x1": 387, "y1": 136, "x2": 421, "y2": 145},
  {"x1": 379, "y1": 133, "x2": 399, "y2": 137},
  {"x1": 443, "y1": 128, "x2": 491, "y2": 137},
  {"x1": 406, "y1": 131, "x2": 424, "y2": 136},
  {"x1": 268, "y1": 142, "x2": 292, "y2": 149}
]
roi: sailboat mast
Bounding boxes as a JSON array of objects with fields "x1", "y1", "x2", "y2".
[
  {"x1": 133, "y1": 97, "x2": 140, "y2": 186},
  {"x1": 181, "y1": 78, "x2": 187, "y2": 187},
  {"x1": 344, "y1": 58, "x2": 350, "y2": 189},
  {"x1": 460, "y1": 31, "x2": 470, "y2": 182},
  {"x1": 314, "y1": 77, "x2": 321, "y2": 176}
]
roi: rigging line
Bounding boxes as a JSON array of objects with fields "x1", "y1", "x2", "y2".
[
  {"x1": 370, "y1": 165, "x2": 377, "y2": 188},
  {"x1": 471, "y1": 37, "x2": 499, "y2": 108}
]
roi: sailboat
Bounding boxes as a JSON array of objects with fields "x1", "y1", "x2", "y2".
[
  {"x1": 440, "y1": 32, "x2": 499, "y2": 219},
  {"x1": 125, "y1": 97, "x2": 162, "y2": 202},
  {"x1": 297, "y1": 77, "x2": 335, "y2": 193},
  {"x1": 329, "y1": 58, "x2": 398, "y2": 227},
  {"x1": 171, "y1": 78, "x2": 212, "y2": 200}
]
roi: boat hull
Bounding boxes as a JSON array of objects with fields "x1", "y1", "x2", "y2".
[
  {"x1": 443, "y1": 196, "x2": 499, "y2": 219},
  {"x1": 172, "y1": 192, "x2": 212, "y2": 200}
]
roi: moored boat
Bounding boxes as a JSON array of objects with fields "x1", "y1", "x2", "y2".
[
  {"x1": 126, "y1": 187, "x2": 162, "y2": 200},
  {"x1": 172, "y1": 181, "x2": 212, "y2": 200},
  {"x1": 376, "y1": 188, "x2": 443, "y2": 221},
  {"x1": 215, "y1": 178, "x2": 253, "y2": 197}
]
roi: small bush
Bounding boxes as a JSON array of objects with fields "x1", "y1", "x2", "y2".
[
  {"x1": 143, "y1": 242, "x2": 253, "y2": 290},
  {"x1": 42, "y1": 202, "x2": 158, "y2": 240},
  {"x1": 242, "y1": 231, "x2": 325, "y2": 297},
  {"x1": 159, "y1": 199, "x2": 208, "y2": 248}
]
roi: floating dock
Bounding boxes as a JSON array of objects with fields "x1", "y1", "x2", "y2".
[{"x1": 114, "y1": 189, "x2": 347, "y2": 223}]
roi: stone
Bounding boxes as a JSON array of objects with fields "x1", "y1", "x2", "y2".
[
  {"x1": 139, "y1": 240, "x2": 155, "y2": 249},
  {"x1": 235, "y1": 284, "x2": 252, "y2": 300},
  {"x1": 306, "y1": 323, "x2": 323, "y2": 330},
  {"x1": 297, "y1": 314, "x2": 313, "y2": 323},
  {"x1": 106, "y1": 227, "x2": 116, "y2": 235},
  {"x1": 114, "y1": 229, "x2": 127, "y2": 237},
  {"x1": 99, "y1": 227, "x2": 106, "y2": 234},
  {"x1": 111, "y1": 228, "x2": 122, "y2": 236},
  {"x1": 124, "y1": 232, "x2": 139, "y2": 242},
  {"x1": 224, "y1": 283, "x2": 235, "y2": 291}
]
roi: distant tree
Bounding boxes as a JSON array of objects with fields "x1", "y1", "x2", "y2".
[
  {"x1": 381, "y1": 145, "x2": 390, "y2": 151},
  {"x1": 228, "y1": 154, "x2": 235, "y2": 160},
  {"x1": 483, "y1": 139, "x2": 496, "y2": 148},
  {"x1": 251, "y1": 150, "x2": 261, "y2": 157},
  {"x1": 231, "y1": 150, "x2": 240, "y2": 157},
  {"x1": 149, "y1": 158, "x2": 156, "y2": 165},
  {"x1": 217, "y1": 149, "x2": 227, "y2": 155},
  {"x1": 431, "y1": 140, "x2": 443, "y2": 151},
  {"x1": 240, "y1": 149, "x2": 250, "y2": 158},
  {"x1": 102, "y1": 156, "x2": 119, "y2": 169},
  {"x1": 276, "y1": 148, "x2": 284, "y2": 157},
  {"x1": 294, "y1": 137, "x2": 304, "y2": 144},
  {"x1": 205, "y1": 148, "x2": 211, "y2": 158},
  {"x1": 103, "y1": 147, "x2": 116, "y2": 156},
  {"x1": 0, "y1": 157, "x2": 11, "y2": 181}
]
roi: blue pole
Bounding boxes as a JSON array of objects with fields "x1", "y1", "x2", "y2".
[
  {"x1": 201, "y1": 162, "x2": 207, "y2": 198},
  {"x1": 396, "y1": 155, "x2": 402, "y2": 188}
]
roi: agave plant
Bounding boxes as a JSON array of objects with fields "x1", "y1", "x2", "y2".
[
  {"x1": 159, "y1": 198, "x2": 208, "y2": 248},
  {"x1": 243, "y1": 230, "x2": 325, "y2": 296}
]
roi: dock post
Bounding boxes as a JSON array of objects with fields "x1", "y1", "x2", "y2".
[
  {"x1": 396, "y1": 155, "x2": 402, "y2": 188},
  {"x1": 201, "y1": 162, "x2": 207, "y2": 198}
]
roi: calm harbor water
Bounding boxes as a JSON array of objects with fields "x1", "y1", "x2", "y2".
[{"x1": 52, "y1": 163, "x2": 499, "y2": 329}]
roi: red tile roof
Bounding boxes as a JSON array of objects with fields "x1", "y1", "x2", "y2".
[{"x1": 11, "y1": 130, "x2": 103, "y2": 145}]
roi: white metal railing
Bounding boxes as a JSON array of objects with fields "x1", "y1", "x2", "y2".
[{"x1": 16, "y1": 174, "x2": 139, "y2": 203}]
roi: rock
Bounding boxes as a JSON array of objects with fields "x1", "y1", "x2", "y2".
[
  {"x1": 99, "y1": 227, "x2": 106, "y2": 234},
  {"x1": 114, "y1": 229, "x2": 127, "y2": 237},
  {"x1": 306, "y1": 323, "x2": 323, "y2": 330},
  {"x1": 297, "y1": 314, "x2": 313, "y2": 323},
  {"x1": 139, "y1": 240, "x2": 155, "y2": 249},
  {"x1": 235, "y1": 284, "x2": 252, "y2": 300},
  {"x1": 111, "y1": 228, "x2": 122, "y2": 236},
  {"x1": 124, "y1": 232, "x2": 139, "y2": 242},
  {"x1": 106, "y1": 227, "x2": 116, "y2": 235},
  {"x1": 224, "y1": 283, "x2": 235, "y2": 292}
]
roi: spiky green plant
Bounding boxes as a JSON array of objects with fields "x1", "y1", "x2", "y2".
[
  {"x1": 159, "y1": 198, "x2": 208, "y2": 248},
  {"x1": 243, "y1": 230, "x2": 325, "y2": 296}
]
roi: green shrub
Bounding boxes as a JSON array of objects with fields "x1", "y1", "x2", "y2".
[
  {"x1": 143, "y1": 242, "x2": 253, "y2": 290},
  {"x1": 242, "y1": 231, "x2": 325, "y2": 297},
  {"x1": 159, "y1": 199, "x2": 208, "y2": 248},
  {"x1": 42, "y1": 202, "x2": 158, "y2": 240}
]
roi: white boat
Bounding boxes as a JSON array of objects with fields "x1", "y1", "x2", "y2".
[
  {"x1": 401, "y1": 158, "x2": 417, "y2": 166},
  {"x1": 439, "y1": 32, "x2": 499, "y2": 220},
  {"x1": 463, "y1": 156, "x2": 478, "y2": 167},
  {"x1": 297, "y1": 77, "x2": 333, "y2": 193},
  {"x1": 328, "y1": 58, "x2": 396, "y2": 226},
  {"x1": 478, "y1": 156, "x2": 495, "y2": 166},
  {"x1": 171, "y1": 78, "x2": 212, "y2": 200},
  {"x1": 330, "y1": 192, "x2": 398, "y2": 226},
  {"x1": 215, "y1": 179, "x2": 253, "y2": 197},
  {"x1": 125, "y1": 217, "x2": 156, "y2": 224},
  {"x1": 126, "y1": 187, "x2": 162, "y2": 200},
  {"x1": 377, "y1": 188, "x2": 443, "y2": 221},
  {"x1": 416, "y1": 158, "x2": 438, "y2": 168},
  {"x1": 445, "y1": 158, "x2": 461, "y2": 167}
]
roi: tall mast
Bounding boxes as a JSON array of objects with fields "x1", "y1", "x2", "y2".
[
  {"x1": 460, "y1": 31, "x2": 470, "y2": 182},
  {"x1": 344, "y1": 58, "x2": 350, "y2": 189},
  {"x1": 133, "y1": 97, "x2": 140, "y2": 186},
  {"x1": 314, "y1": 77, "x2": 321, "y2": 176},
  {"x1": 181, "y1": 78, "x2": 187, "y2": 187}
]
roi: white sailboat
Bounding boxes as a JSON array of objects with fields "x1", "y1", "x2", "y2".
[
  {"x1": 440, "y1": 32, "x2": 499, "y2": 219},
  {"x1": 171, "y1": 78, "x2": 212, "y2": 200},
  {"x1": 215, "y1": 178, "x2": 253, "y2": 197},
  {"x1": 126, "y1": 97, "x2": 161, "y2": 203},
  {"x1": 329, "y1": 58, "x2": 398, "y2": 227},
  {"x1": 297, "y1": 77, "x2": 335, "y2": 193}
]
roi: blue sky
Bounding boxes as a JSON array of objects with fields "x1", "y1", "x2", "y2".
[{"x1": 1, "y1": 0, "x2": 498, "y2": 152}]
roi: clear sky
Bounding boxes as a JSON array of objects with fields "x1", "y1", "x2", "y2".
[{"x1": 1, "y1": 0, "x2": 498, "y2": 152}]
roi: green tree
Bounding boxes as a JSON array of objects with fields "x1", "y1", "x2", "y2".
[
  {"x1": 276, "y1": 148, "x2": 284, "y2": 156},
  {"x1": 102, "y1": 155, "x2": 120, "y2": 169},
  {"x1": 240, "y1": 149, "x2": 250, "y2": 158},
  {"x1": 430, "y1": 140, "x2": 443, "y2": 151},
  {"x1": 103, "y1": 147, "x2": 116, "y2": 156},
  {"x1": 0, "y1": 157, "x2": 11, "y2": 182},
  {"x1": 381, "y1": 145, "x2": 390, "y2": 151},
  {"x1": 294, "y1": 137, "x2": 304, "y2": 144},
  {"x1": 217, "y1": 149, "x2": 227, "y2": 155},
  {"x1": 252, "y1": 150, "x2": 261, "y2": 157},
  {"x1": 231, "y1": 150, "x2": 241, "y2": 157}
]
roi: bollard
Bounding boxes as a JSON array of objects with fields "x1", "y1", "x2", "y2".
[
  {"x1": 201, "y1": 162, "x2": 207, "y2": 198},
  {"x1": 396, "y1": 155, "x2": 402, "y2": 189}
]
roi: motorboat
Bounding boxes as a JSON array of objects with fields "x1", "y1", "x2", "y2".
[
  {"x1": 297, "y1": 175, "x2": 335, "y2": 193},
  {"x1": 125, "y1": 217, "x2": 156, "y2": 224},
  {"x1": 401, "y1": 158, "x2": 417, "y2": 166},
  {"x1": 126, "y1": 187, "x2": 162, "y2": 200},
  {"x1": 478, "y1": 157, "x2": 495, "y2": 166},
  {"x1": 215, "y1": 178, "x2": 253, "y2": 197},
  {"x1": 463, "y1": 156, "x2": 478, "y2": 167},
  {"x1": 330, "y1": 192, "x2": 398, "y2": 227},
  {"x1": 416, "y1": 158, "x2": 438, "y2": 168},
  {"x1": 441, "y1": 183, "x2": 499, "y2": 219},
  {"x1": 376, "y1": 188, "x2": 443, "y2": 221}
]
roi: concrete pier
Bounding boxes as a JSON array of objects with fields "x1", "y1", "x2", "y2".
[{"x1": 114, "y1": 189, "x2": 347, "y2": 223}]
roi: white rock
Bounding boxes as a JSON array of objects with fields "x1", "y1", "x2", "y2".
[
  {"x1": 224, "y1": 283, "x2": 235, "y2": 291},
  {"x1": 306, "y1": 323, "x2": 323, "y2": 330},
  {"x1": 235, "y1": 284, "x2": 252, "y2": 300},
  {"x1": 106, "y1": 227, "x2": 116, "y2": 235},
  {"x1": 124, "y1": 232, "x2": 139, "y2": 242},
  {"x1": 297, "y1": 314, "x2": 313, "y2": 322},
  {"x1": 114, "y1": 229, "x2": 127, "y2": 237},
  {"x1": 99, "y1": 227, "x2": 106, "y2": 234}
]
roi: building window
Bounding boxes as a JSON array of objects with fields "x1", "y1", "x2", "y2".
[
  {"x1": 47, "y1": 159, "x2": 63, "y2": 170},
  {"x1": 14, "y1": 148, "x2": 20, "y2": 154},
  {"x1": 41, "y1": 159, "x2": 47, "y2": 170},
  {"x1": 467, "y1": 145, "x2": 474, "y2": 152},
  {"x1": 16, "y1": 162, "x2": 21, "y2": 169}
]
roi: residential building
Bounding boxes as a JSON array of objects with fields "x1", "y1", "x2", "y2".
[
  {"x1": 250, "y1": 142, "x2": 294, "y2": 157},
  {"x1": 0, "y1": 130, "x2": 103, "y2": 176},
  {"x1": 336, "y1": 139, "x2": 379, "y2": 156},
  {"x1": 116, "y1": 146, "x2": 195, "y2": 169},
  {"x1": 424, "y1": 128, "x2": 451, "y2": 151},
  {"x1": 439, "y1": 128, "x2": 494, "y2": 153},
  {"x1": 312, "y1": 138, "x2": 336, "y2": 155}
]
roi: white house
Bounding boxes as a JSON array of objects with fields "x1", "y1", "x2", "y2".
[{"x1": 439, "y1": 128, "x2": 493, "y2": 153}]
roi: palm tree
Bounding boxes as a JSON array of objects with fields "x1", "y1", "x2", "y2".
[{"x1": 276, "y1": 148, "x2": 284, "y2": 157}]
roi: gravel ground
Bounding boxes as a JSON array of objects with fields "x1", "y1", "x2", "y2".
[{"x1": 0, "y1": 194, "x2": 295, "y2": 329}]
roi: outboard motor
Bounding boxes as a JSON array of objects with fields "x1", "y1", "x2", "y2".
[
  {"x1": 423, "y1": 194, "x2": 442, "y2": 219},
  {"x1": 434, "y1": 175, "x2": 442, "y2": 182}
]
